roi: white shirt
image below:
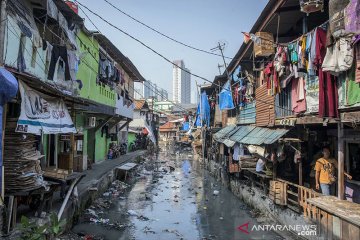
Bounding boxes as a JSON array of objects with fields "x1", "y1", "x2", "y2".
[{"x1": 256, "y1": 159, "x2": 265, "y2": 172}]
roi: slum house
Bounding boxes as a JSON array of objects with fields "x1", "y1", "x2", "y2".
[
  {"x1": 159, "y1": 121, "x2": 178, "y2": 141},
  {"x1": 129, "y1": 99, "x2": 158, "y2": 149},
  {"x1": 0, "y1": 0, "x2": 144, "y2": 232},
  {"x1": 79, "y1": 32, "x2": 144, "y2": 163},
  {"x1": 203, "y1": 0, "x2": 360, "y2": 239}
]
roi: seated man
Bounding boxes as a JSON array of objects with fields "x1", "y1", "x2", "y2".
[{"x1": 256, "y1": 158, "x2": 266, "y2": 174}]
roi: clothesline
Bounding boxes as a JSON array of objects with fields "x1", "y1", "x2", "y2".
[{"x1": 241, "y1": 20, "x2": 330, "y2": 48}]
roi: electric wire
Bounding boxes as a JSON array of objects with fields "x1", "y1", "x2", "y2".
[
  {"x1": 76, "y1": 1, "x2": 295, "y2": 113},
  {"x1": 103, "y1": 0, "x2": 233, "y2": 59}
]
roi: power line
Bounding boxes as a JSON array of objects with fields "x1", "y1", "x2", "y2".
[
  {"x1": 103, "y1": 0, "x2": 233, "y2": 59},
  {"x1": 76, "y1": 1, "x2": 214, "y2": 86},
  {"x1": 76, "y1": 2, "x2": 295, "y2": 113}
]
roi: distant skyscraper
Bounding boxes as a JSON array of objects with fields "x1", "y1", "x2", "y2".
[
  {"x1": 142, "y1": 80, "x2": 168, "y2": 101},
  {"x1": 143, "y1": 81, "x2": 151, "y2": 99},
  {"x1": 172, "y1": 60, "x2": 191, "y2": 104}
]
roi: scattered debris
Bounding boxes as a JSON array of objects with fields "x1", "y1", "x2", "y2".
[
  {"x1": 138, "y1": 215, "x2": 149, "y2": 221},
  {"x1": 89, "y1": 218, "x2": 110, "y2": 224},
  {"x1": 127, "y1": 210, "x2": 138, "y2": 216},
  {"x1": 143, "y1": 226, "x2": 156, "y2": 234},
  {"x1": 163, "y1": 229, "x2": 183, "y2": 237}
]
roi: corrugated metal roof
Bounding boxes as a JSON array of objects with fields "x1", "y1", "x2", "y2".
[
  {"x1": 230, "y1": 126, "x2": 256, "y2": 142},
  {"x1": 222, "y1": 139, "x2": 236, "y2": 147},
  {"x1": 213, "y1": 125, "x2": 236, "y2": 141},
  {"x1": 237, "y1": 102, "x2": 256, "y2": 125},
  {"x1": 229, "y1": 126, "x2": 288, "y2": 146}
]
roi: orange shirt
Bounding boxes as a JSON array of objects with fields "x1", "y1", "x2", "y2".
[{"x1": 315, "y1": 158, "x2": 337, "y2": 184}]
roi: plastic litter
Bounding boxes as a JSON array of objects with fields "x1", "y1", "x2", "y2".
[{"x1": 127, "y1": 210, "x2": 138, "y2": 216}]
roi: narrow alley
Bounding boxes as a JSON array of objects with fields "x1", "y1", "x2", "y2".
[{"x1": 63, "y1": 148, "x2": 282, "y2": 240}]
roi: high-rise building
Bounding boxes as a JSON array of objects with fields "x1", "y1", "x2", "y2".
[
  {"x1": 142, "y1": 80, "x2": 169, "y2": 101},
  {"x1": 172, "y1": 60, "x2": 191, "y2": 104}
]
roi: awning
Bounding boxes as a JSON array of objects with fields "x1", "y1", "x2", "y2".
[
  {"x1": 222, "y1": 139, "x2": 236, "y2": 147},
  {"x1": 169, "y1": 118, "x2": 184, "y2": 123},
  {"x1": 213, "y1": 124, "x2": 237, "y2": 141},
  {"x1": 16, "y1": 81, "x2": 76, "y2": 135},
  {"x1": 229, "y1": 126, "x2": 288, "y2": 146}
]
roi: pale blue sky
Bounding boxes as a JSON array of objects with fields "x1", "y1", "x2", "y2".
[{"x1": 78, "y1": 0, "x2": 268, "y2": 103}]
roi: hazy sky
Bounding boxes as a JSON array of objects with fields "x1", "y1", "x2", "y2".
[{"x1": 78, "y1": 0, "x2": 268, "y2": 103}]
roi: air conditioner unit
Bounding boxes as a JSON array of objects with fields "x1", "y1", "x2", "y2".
[{"x1": 88, "y1": 117, "x2": 96, "y2": 128}]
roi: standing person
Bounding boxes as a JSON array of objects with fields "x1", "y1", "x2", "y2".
[{"x1": 315, "y1": 147, "x2": 352, "y2": 195}]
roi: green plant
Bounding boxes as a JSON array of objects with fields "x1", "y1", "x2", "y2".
[
  {"x1": 20, "y1": 212, "x2": 66, "y2": 240},
  {"x1": 20, "y1": 215, "x2": 47, "y2": 240},
  {"x1": 48, "y1": 212, "x2": 66, "y2": 237}
]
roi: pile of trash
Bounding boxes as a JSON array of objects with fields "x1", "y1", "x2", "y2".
[
  {"x1": 102, "y1": 180, "x2": 129, "y2": 198},
  {"x1": 81, "y1": 180, "x2": 131, "y2": 230}
]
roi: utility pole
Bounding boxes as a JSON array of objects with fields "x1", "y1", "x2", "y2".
[
  {"x1": 211, "y1": 42, "x2": 230, "y2": 80},
  {"x1": 0, "y1": 0, "x2": 6, "y2": 65},
  {"x1": 217, "y1": 64, "x2": 224, "y2": 75},
  {"x1": 0, "y1": 0, "x2": 6, "y2": 204}
]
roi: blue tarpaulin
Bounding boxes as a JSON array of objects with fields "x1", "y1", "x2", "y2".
[
  {"x1": 219, "y1": 80, "x2": 235, "y2": 110},
  {"x1": 201, "y1": 91, "x2": 210, "y2": 127},
  {"x1": 194, "y1": 104, "x2": 201, "y2": 127},
  {"x1": 194, "y1": 91, "x2": 210, "y2": 127},
  {"x1": 0, "y1": 68, "x2": 19, "y2": 195},
  {"x1": 232, "y1": 65, "x2": 241, "y2": 82},
  {"x1": 182, "y1": 122, "x2": 190, "y2": 131}
]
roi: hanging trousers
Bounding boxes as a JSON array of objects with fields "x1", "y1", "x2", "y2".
[{"x1": 48, "y1": 45, "x2": 70, "y2": 80}]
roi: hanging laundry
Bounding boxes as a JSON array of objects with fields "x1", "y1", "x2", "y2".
[
  {"x1": 322, "y1": 37, "x2": 354, "y2": 74},
  {"x1": 345, "y1": 0, "x2": 360, "y2": 36},
  {"x1": 315, "y1": 28, "x2": 339, "y2": 118},
  {"x1": 308, "y1": 30, "x2": 317, "y2": 72},
  {"x1": 200, "y1": 91, "x2": 211, "y2": 127},
  {"x1": 67, "y1": 50, "x2": 79, "y2": 81},
  {"x1": 48, "y1": 45, "x2": 71, "y2": 81},
  {"x1": 239, "y1": 78, "x2": 247, "y2": 108},
  {"x1": 329, "y1": 0, "x2": 360, "y2": 38},
  {"x1": 288, "y1": 43, "x2": 299, "y2": 64},
  {"x1": 329, "y1": 0, "x2": 351, "y2": 38},
  {"x1": 291, "y1": 77, "x2": 306, "y2": 114},
  {"x1": 354, "y1": 41, "x2": 360, "y2": 83},
  {"x1": 305, "y1": 69, "x2": 320, "y2": 113},
  {"x1": 219, "y1": 80, "x2": 235, "y2": 110},
  {"x1": 346, "y1": 65, "x2": 360, "y2": 106},
  {"x1": 17, "y1": 34, "x2": 26, "y2": 72},
  {"x1": 233, "y1": 144, "x2": 244, "y2": 161}
]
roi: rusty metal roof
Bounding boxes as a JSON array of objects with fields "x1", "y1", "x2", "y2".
[
  {"x1": 213, "y1": 125, "x2": 237, "y2": 141},
  {"x1": 230, "y1": 126, "x2": 288, "y2": 145}
]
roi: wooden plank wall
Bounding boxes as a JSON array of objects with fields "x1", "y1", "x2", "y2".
[{"x1": 255, "y1": 85, "x2": 275, "y2": 127}]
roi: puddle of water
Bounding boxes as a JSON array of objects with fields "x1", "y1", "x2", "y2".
[{"x1": 68, "y1": 149, "x2": 282, "y2": 240}]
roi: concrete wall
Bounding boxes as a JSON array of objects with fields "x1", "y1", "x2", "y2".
[
  {"x1": 76, "y1": 30, "x2": 116, "y2": 107},
  {"x1": 204, "y1": 157, "x2": 316, "y2": 240},
  {"x1": 128, "y1": 132, "x2": 136, "y2": 151},
  {"x1": 75, "y1": 114, "x2": 88, "y2": 158},
  {"x1": 95, "y1": 128, "x2": 107, "y2": 162}
]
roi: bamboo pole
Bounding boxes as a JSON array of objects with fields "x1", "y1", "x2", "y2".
[{"x1": 338, "y1": 122, "x2": 344, "y2": 200}]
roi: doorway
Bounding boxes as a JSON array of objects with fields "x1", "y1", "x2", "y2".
[
  {"x1": 47, "y1": 134, "x2": 58, "y2": 167},
  {"x1": 87, "y1": 128, "x2": 96, "y2": 163}
]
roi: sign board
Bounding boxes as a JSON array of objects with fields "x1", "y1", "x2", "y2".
[
  {"x1": 16, "y1": 81, "x2": 76, "y2": 135},
  {"x1": 275, "y1": 118, "x2": 296, "y2": 126}
]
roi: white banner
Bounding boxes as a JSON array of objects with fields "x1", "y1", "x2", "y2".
[
  {"x1": 16, "y1": 81, "x2": 76, "y2": 135},
  {"x1": 305, "y1": 74, "x2": 319, "y2": 113}
]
